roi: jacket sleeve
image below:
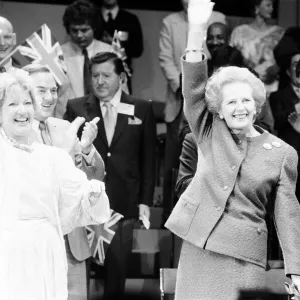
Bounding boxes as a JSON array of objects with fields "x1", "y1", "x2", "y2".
[
  {"x1": 182, "y1": 57, "x2": 211, "y2": 141},
  {"x1": 175, "y1": 133, "x2": 198, "y2": 198},
  {"x1": 273, "y1": 146, "x2": 300, "y2": 276},
  {"x1": 269, "y1": 91, "x2": 294, "y2": 132},
  {"x1": 127, "y1": 13, "x2": 143, "y2": 59},
  {"x1": 81, "y1": 145, "x2": 105, "y2": 181},
  {"x1": 159, "y1": 17, "x2": 181, "y2": 93},
  {"x1": 139, "y1": 100, "x2": 156, "y2": 206}
]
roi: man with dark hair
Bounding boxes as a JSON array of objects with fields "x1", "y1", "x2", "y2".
[
  {"x1": 95, "y1": 0, "x2": 143, "y2": 93},
  {"x1": 270, "y1": 32, "x2": 300, "y2": 201},
  {"x1": 61, "y1": 0, "x2": 111, "y2": 103},
  {"x1": 64, "y1": 52, "x2": 156, "y2": 300}
]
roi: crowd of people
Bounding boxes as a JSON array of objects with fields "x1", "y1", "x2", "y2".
[{"x1": 1, "y1": 0, "x2": 300, "y2": 299}]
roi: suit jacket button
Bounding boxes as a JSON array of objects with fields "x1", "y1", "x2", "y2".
[
  {"x1": 223, "y1": 185, "x2": 228, "y2": 191},
  {"x1": 231, "y1": 165, "x2": 236, "y2": 170},
  {"x1": 107, "y1": 152, "x2": 111, "y2": 157},
  {"x1": 257, "y1": 228, "x2": 262, "y2": 234},
  {"x1": 217, "y1": 206, "x2": 222, "y2": 211},
  {"x1": 104, "y1": 171, "x2": 107, "y2": 176}
]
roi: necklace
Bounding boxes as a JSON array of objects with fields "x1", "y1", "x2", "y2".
[{"x1": 0, "y1": 127, "x2": 34, "y2": 153}]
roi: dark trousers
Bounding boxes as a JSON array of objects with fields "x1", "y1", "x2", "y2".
[
  {"x1": 163, "y1": 115, "x2": 182, "y2": 221},
  {"x1": 102, "y1": 219, "x2": 134, "y2": 300}
]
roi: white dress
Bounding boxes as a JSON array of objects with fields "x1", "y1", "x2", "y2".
[{"x1": 0, "y1": 136, "x2": 110, "y2": 300}]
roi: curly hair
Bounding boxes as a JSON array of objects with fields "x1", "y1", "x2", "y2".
[
  {"x1": 0, "y1": 71, "x2": 35, "y2": 116},
  {"x1": 205, "y1": 66, "x2": 266, "y2": 116},
  {"x1": 63, "y1": 0, "x2": 99, "y2": 34}
]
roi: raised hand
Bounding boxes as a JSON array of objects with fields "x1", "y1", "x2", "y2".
[
  {"x1": 188, "y1": 0, "x2": 215, "y2": 25},
  {"x1": 288, "y1": 111, "x2": 300, "y2": 133},
  {"x1": 64, "y1": 116, "x2": 85, "y2": 154},
  {"x1": 80, "y1": 117, "x2": 100, "y2": 154}
]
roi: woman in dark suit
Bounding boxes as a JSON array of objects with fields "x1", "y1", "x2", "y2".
[{"x1": 165, "y1": 0, "x2": 300, "y2": 299}]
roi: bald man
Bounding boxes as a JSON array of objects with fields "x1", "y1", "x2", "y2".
[
  {"x1": 206, "y1": 22, "x2": 229, "y2": 57},
  {"x1": 0, "y1": 16, "x2": 16, "y2": 71}
]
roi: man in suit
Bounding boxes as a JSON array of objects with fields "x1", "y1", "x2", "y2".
[
  {"x1": 23, "y1": 63, "x2": 105, "y2": 300},
  {"x1": 64, "y1": 52, "x2": 156, "y2": 299},
  {"x1": 159, "y1": 0, "x2": 226, "y2": 221},
  {"x1": 60, "y1": 0, "x2": 111, "y2": 116},
  {"x1": 95, "y1": 0, "x2": 143, "y2": 93},
  {"x1": 270, "y1": 35, "x2": 300, "y2": 201}
]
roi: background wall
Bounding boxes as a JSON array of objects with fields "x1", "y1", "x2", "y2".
[{"x1": 0, "y1": 0, "x2": 296, "y2": 106}]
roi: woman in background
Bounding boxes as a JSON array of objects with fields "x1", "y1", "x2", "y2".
[
  {"x1": 230, "y1": 0, "x2": 284, "y2": 96},
  {"x1": 0, "y1": 70, "x2": 110, "y2": 299}
]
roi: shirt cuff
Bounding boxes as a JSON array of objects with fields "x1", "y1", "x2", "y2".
[{"x1": 82, "y1": 145, "x2": 96, "y2": 166}]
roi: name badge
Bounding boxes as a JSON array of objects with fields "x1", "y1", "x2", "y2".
[{"x1": 117, "y1": 102, "x2": 134, "y2": 116}]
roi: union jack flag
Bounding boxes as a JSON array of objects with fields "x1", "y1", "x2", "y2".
[
  {"x1": 86, "y1": 209, "x2": 123, "y2": 266},
  {"x1": 0, "y1": 24, "x2": 66, "y2": 85}
]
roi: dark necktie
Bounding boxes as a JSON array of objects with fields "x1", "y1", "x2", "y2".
[
  {"x1": 39, "y1": 121, "x2": 51, "y2": 145},
  {"x1": 106, "y1": 12, "x2": 115, "y2": 36},
  {"x1": 82, "y1": 48, "x2": 91, "y2": 95}
]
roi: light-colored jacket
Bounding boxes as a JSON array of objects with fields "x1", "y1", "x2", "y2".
[
  {"x1": 56, "y1": 40, "x2": 111, "y2": 118},
  {"x1": 159, "y1": 10, "x2": 226, "y2": 123},
  {"x1": 165, "y1": 58, "x2": 300, "y2": 276}
]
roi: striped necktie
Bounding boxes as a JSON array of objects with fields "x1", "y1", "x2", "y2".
[{"x1": 39, "y1": 121, "x2": 51, "y2": 145}]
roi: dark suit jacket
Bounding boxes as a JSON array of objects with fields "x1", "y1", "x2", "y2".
[
  {"x1": 64, "y1": 92, "x2": 156, "y2": 219},
  {"x1": 175, "y1": 132, "x2": 197, "y2": 198},
  {"x1": 98, "y1": 9, "x2": 143, "y2": 67},
  {"x1": 269, "y1": 85, "x2": 300, "y2": 152}
]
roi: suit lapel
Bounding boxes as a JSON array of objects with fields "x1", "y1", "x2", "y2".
[
  {"x1": 86, "y1": 94, "x2": 108, "y2": 146},
  {"x1": 110, "y1": 93, "x2": 134, "y2": 148}
]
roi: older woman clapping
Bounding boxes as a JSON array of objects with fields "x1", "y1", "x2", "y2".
[
  {"x1": 165, "y1": 0, "x2": 300, "y2": 299},
  {"x1": 0, "y1": 71, "x2": 110, "y2": 299}
]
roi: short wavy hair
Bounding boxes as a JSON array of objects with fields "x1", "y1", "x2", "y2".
[
  {"x1": 63, "y1": 0, "x2": 98, "y2": 34},
  {"x1": 0, "y1": 71, "x2": 34, "y2": 117},
  {"x1": 205, "y1": 66, "x2": 266, "y2": 116}
]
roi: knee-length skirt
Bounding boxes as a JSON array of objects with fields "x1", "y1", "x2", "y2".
[{"x1": 175, "y1": 240, "x2": 266, "y2": 300}]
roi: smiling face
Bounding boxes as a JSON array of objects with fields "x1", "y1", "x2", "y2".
[
  {"x1": 29, "y1": 71, "x2": 58, "y2": 122},
  {"x1": 91, "y1": 60, "x2": 124, "y2": 102},
  {"x1": 206, "y1": 23, "x2": 228, "y2": 55},
  {"x1": 69, "y1": 23, "x2": 94, "y2": 49},
  {"x1": 1, "y1": 84, "x2": 34, "y2": 141},
  {"x1": 219, "y1": 81, "x2": 257, "y2": 134},
  {"x1": 0, "y1": 17, "x2": 16, "y2": 61}
]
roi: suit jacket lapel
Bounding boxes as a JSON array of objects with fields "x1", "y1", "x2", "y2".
[
  {"x1": 86, "y1": 94, "x2": 108, "y2": 146},
  {"x1": 110, "y1": 92, "x2": 134, "y2": 148}
]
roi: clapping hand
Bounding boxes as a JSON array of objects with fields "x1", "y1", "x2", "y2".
[
  {"x1": 188, "y1": 0, "x2": 214, "y2": 26},
  {"x1": 288, "y1": 112, "x2": 300, "y2": 133},
  {"x1": 65, "y1": 117, "x2": 86, "y2": 154},
  {"x1": 80, "y1": 117, "x2": 100, "y2": 154}
]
